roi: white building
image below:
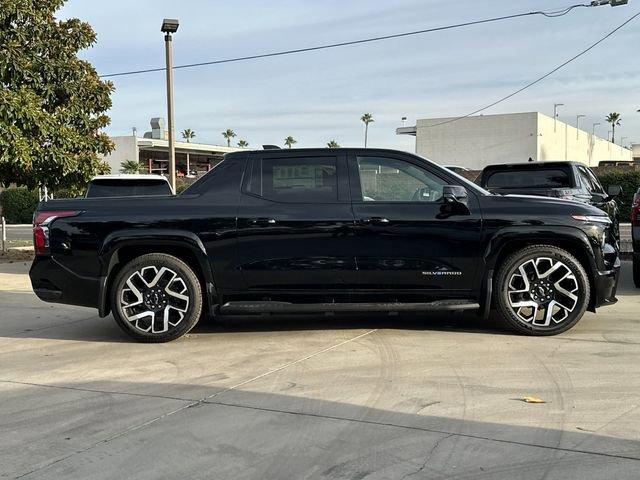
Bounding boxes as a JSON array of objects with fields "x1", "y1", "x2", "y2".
[
  {"x1": 100, "y1": 118, "x2": 241, "y2": 175},
  {"x1": 397, "y1": 112, "x2": 633, "y2": 170},
  {"x1": 632, "y1": 143, "x2": 640, "y2": 164}
]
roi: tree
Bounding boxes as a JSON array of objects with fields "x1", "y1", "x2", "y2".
[
  {"x1": 120, "y1": 160, "x2": 140, "y2": 174},
  {"x1": 181, "y1": 128, "x2": 195, "y2": 143},
  {"x1": 237, "y1": 139, "x2": 249, "y2": 148},
  {"x1": 605, "y1": 113, "x2": 621, "y2": 144},
  {"x1": 0, "y1": 0, "x2": 114, "y2": 192},
  {"x1": 222, "y1": 128, "x2": 236, "y2": 147},
  {"x1": 361, "y1": 113, "x2": 374, "y2": 147},
  {"x1": 284, "y1": 136, "x2": 297, "y2": 149},
  {"x1": 327, "y1": 140, "x2": 340, "y2": 148}
]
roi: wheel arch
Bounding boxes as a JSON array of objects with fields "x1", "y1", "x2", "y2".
[
  {"x1": 483, "y1": 227, "x2": 598, "y2": 313},
  {"x1": 98, "y1": 229, "x2": 216, "y2": 317}
]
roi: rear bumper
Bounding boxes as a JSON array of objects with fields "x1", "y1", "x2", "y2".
[
  {"x1": 29, "y1": 256, "x2": 100, "y2": 309},
  {"x1": 592, "y1": 257, "x2": 620, "y2": 308}
]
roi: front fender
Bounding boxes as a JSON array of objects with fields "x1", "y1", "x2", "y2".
[
  {"x1": 480, "y1": 225, "x2": 601, "y2": 316},
  {"x1": 97, "y1": 229, "x2": 214, "y2": 317}
]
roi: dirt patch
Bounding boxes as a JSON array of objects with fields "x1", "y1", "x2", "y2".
[{"x1": 0, "y1": 249, "x2": 34, "y2": 264}]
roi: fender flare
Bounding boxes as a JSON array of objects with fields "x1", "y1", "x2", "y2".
[
  {"x1": 97, "y1": 229, "x2": 215, "y2": 317},
  {"x1": 479, "y1": 226, "x2": 598, "y2": 317}
]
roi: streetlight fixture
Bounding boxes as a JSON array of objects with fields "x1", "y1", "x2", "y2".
[
  {"x1": 576, "y1": 114, "x2": 586, "y2": 139},
  {"x1": 553, "y1": 103, "x2": 564, "y2": 133},
  {"x1": 161, "y1": 18, "x2": 179, "y2": 193},
  {"x1": 592, "y1": 122, "x2": 601, "y2": 136}
]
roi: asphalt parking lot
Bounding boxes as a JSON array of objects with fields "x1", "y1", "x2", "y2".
[{"x1": 1, "y1": 260, "x2": 639, "y2": 479}]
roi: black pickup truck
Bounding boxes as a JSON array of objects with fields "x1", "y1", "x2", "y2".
[{"x1": 30, "y1": 148, "x2": 620, "y2": 342}]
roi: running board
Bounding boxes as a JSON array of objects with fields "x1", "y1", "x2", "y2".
[{"x1": 218, "y1": 300, "x2": 479, "y2": 314}]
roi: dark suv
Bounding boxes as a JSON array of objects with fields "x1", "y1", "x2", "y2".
[
  {"x1": 30, "y1": 149, "x2": 620, "y2": 342},
  {"x1": 478, "y1": 161, "x2": 621, "y2": 234}
]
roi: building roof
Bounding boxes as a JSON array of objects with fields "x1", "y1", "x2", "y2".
[{"x1": 135, "y1": 137, "x2": 242, "y2": 154}]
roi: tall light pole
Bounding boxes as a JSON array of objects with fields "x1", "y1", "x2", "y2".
[
  {"x1": 576, "y1": 114, "x2": 586, "y2": 139},
  {"x1": 161, "y1": 18, "x2": 179, "y2": 193},
  {"x1": 621, "y1": 136, "x2": 628, "y2": 147},
  {"x1": 592, "y1": 122, "x2": 601, "y2": 137},
  {"x1": 554, "y1": 103, "x2": 564, "y2": 133}
]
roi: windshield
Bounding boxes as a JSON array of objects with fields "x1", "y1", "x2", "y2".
[{"x1": 86, "y1": 179, "x2": 172, "y2": 198}]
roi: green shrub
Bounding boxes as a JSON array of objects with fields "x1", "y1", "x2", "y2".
[
  {"x1": 0, "y1": 188, "x2": 40, "y2": 224},
  {"x1": 596, "y1": 170, "x2": 640, "y2": 222}
]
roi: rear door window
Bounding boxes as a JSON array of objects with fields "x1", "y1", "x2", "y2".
[
  {"x1": 485, "y1": 168, "x2": 573, "y2": 189},
  {"x1": 245, "y1": 156, "x2": 338, "y2": 203}
]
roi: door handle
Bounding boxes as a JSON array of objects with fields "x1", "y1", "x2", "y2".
[
  {"x1": 360, "y1": 217, "x2": 390, "y2": 225},
  {"x1": 249, "y1": 218, "x2": 277, "y2": 225}
]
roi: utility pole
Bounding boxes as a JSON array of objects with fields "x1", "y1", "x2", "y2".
[
  {"x1": 161, "y1": 18, "x2": 179, "y2": 194},
  {"x1": 554, "y1": 103, "x2": 564, "y2": 133},
  {"x1": 576, "y1": 114, "x2": 586, "y2": 139},
  {"x1": 592, "y1": 122, "x2": 600, "y2": 137}
]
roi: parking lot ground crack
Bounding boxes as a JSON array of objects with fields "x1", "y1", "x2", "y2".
[
  {"x1": 196, "y1": 399, "x2": 640, "y2": 463},
  {"x1": 13, "y1": 328, "x2": 378, "y2": 479},
  {"x1": 0, "y1": 379, "x2": 197, "y2": 403}
]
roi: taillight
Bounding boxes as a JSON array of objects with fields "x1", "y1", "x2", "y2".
[
  {"x1": 33, "y1": 210, "x2": 80, "y2": 256},
  {"x1": 632, "y1": 193, "x2": 640, "y2": 226}
]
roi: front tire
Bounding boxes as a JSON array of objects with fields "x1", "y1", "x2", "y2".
[
  {"x1": 495, "y1": 245, "x2": 590, "y2": 336},
  {"x1": 111, "y1": 253, "x2": 203, "y2": 343}
]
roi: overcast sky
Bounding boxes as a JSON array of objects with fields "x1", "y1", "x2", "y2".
[{"x1": 57, "y1": 0, "x2": 640, "y2": 151}]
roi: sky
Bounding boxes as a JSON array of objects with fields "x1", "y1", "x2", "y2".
[{"x1": 57, "y1": 0, "x2": 640, "y2": 151}]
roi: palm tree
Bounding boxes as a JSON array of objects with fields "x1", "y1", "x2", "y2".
[
  {"x1": 326, "y1": 140, "x2": 340, "y2": 148},
  {"x1": 181, "y1": 128, "x2": 195, "y2": 143},
  {"x1": 120, "y1": 159, "x2": 140, "y2": 174},
  {"x1": 237, "y1": 139, "x2": 249, "y2": 148},
  {"x1": 361, "y1": 113, "x2": 374, "y2": 147},
  {"x1": 605, "y1": 113, "x2": 621, "y2": 143},
  {"x1": 284, "y1": 136, "x2": 297, "y2": 149},
  {"x1": 222, "y1": 128, "x2": 236, "y2": 147}
]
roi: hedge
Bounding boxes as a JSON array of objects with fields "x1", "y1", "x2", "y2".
[
  {"x1": 0, "y1": 188, "x2": 40, "y2": 224},
  {"x1": 596, "y1": 170, "x2": 640, "y2": 222}
]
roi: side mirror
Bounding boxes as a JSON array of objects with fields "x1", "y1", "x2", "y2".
[
  {"x1": 443, "y1": 185, "x2": 468, "y2": 205},
  {"x1": 607, "y1": 185, "x2": 622, "y2": 197}
]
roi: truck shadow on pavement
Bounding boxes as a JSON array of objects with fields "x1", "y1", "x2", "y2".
[
  {"x1": 1, "y1": 290, "x2": 513, "y2": 342},
  {"x1": 2, "y1": 380, "x2": 639, "y2": 479}
]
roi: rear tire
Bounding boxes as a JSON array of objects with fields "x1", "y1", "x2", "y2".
[
  {"x1": 495, "y1": 245, "x2": 590, "y2": 336},
  {"x1": 633, "y1": 254, "x2": 640, "y2": 289},
  {"x1": 110, "y1": 253, "x2": 203, "y2": 343}
]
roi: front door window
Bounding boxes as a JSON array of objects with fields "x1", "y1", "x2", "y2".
[{"x1": 356, "y1": 156, "x2": 446, "y2": 203}]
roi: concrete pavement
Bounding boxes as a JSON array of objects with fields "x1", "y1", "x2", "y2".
[{"x1": 1, "y1": 261, "x2": 639, "y2": 479}]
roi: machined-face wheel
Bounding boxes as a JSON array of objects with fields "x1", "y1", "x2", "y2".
[
  {"x1": 111, "y1": 253, "x2": 203, "y2": 343},
  {"x1": 495, "y1": 245, "x2": 590, "y2": 336},
  {"x1": 121, "y1": 266, "x2": 190, "y2": 334},
  {"x1": 507, "y1": 257, "x2": 579, "y2": 327}
]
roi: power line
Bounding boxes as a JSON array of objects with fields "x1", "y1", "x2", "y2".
[
  {"x1": 100, "y1": 4, "x2": 593, "y2": 78},
  {"x1": 425, "y1": 11, "x2": 640, "y2": 128}
]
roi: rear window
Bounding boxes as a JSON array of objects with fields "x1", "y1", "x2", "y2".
[
  {"x1": 485, "y1": 168, "x2": 573, "y2": 189},
  {"x1": 86, "y1": 179, "x2": 172, "y2": 197}
]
